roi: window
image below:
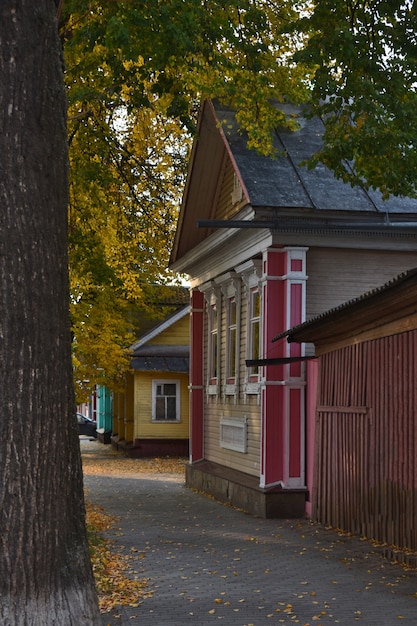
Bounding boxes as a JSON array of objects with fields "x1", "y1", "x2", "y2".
[
  {"x1": 248, "y1": 288, "x2": 261, "y2": 381},
  {"x1": 152, "y1": 380, "x2": 180, "y2": 422},
  {"x1": 220, "y1": 416, "x2": 248, "y2": 453},
  {"x1": 215, "y1": 272, "x2": 241, "y2": 399},
  {"x1": 200, "y1": 282, "x2": 221, "y2": 396},
  {"x1": 235, "y1": 258, "x2": 262, "y2": 398},
  {"x1": 226, "y1": 297, "x2": 237, "y2": 383},
  {"x1": 209, "y1": 303, "x2": 218, "y2": 384}
]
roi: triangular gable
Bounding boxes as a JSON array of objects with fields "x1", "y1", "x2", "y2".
[
  {"x1": 130, "y1": 305, "x2": 190, "y2": 351},
  {"x1": 170, "y1": 100, "x2": 249, "y2": 265}
]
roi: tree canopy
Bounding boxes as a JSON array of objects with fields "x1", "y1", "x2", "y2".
[
  {"x1": 61, "y1": 1, "x2": 417, "y2": 399},
  {"x1": 294, "y1": 0, "x2": 417, "y2": 198},
  {"x1": 60, "y1": 0, "x2": 310, "y2": 400}
]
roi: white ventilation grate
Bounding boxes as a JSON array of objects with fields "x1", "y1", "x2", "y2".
[{"x1": 220, "y1": 416, "x2": 247, "y2": 453}]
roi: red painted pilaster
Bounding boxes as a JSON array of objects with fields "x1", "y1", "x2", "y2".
[
  {"x1": 260, "y1": 247, "x2": 307, "y2": 488},
  {"x1": 260, "y1": 248, "x2": 287, "y2": 487},
  {"x1": 190, "y1": 289, "x2": 204, "y2": 462}
]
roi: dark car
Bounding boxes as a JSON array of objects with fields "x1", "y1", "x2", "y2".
[{"x1": 77, "y1": 413, "x2": 97, "y2": 438}]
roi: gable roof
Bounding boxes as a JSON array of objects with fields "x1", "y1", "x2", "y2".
[
  {"x1": 275, "y1": 268, "x2": 417, "y2": 352},
  {"x1": 130, "y1": 305, "x2": 190, "y2": 351},
  {"x1": 130, "y1": 305, "x2": 190, "y2": 373},
  {"x1": 170, "y1": 99, "x2": 417, "y2": 268},
  {"x1": 217, "y1": 101, "x2": 417, "y2": 214}
]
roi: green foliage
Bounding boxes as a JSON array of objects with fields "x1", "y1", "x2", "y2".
[
  {"x1": 65, "y1": 0, "x2": 417, "y2": 398},
  {"x1": 61, "y1": 0, "x2": 311, "y2": 401},
  {"x1": 293, "y1": 0, "x2": 417, "y2": 198}
]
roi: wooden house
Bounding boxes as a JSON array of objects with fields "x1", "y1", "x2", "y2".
[
  {"x1": 112, "y1": 305, "x2": 190, "y2": 457},
  {"x1": 281, "y1": 268, "x2": 417, "y2": 561},
  {"x1": 169, "y1": 99, "x2": 417, "y2": 517}
]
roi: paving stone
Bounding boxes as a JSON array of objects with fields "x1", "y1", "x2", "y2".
[{"x1": 81, "y1": 442, "x2": 417, "y2": 625}]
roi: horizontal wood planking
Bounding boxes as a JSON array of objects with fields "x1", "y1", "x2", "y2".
[
  {"x1": 147, "y1": 315, "x2": 190, "y2": 345},
  {"x1": 306, "y1": 248, "x2": 417, "y2": 320}
]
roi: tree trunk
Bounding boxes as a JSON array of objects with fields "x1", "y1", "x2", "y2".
[{"x1": 0, "y1": 2, "x2": 101, "y2": 624}]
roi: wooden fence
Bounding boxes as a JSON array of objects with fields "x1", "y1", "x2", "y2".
[{"x1": 313, "y1": 331, "x2": 417, "y2": 563}]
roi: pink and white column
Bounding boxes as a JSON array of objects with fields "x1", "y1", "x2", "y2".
[
  {"x1": 260, "y1": 246, "x2": 308, "y2": 489},
  {"x1": 189, "y1": 289, "x2": 204, "y2": 463}
]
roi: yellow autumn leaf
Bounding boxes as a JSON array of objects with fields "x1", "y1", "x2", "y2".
[{"x1": 86, "y1": 502, "x2": 152, "y2": 613}]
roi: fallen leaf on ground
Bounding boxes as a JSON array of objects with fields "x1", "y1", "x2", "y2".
[
  {"x1": 82, "y1": 450, "x2": 187, "y2": 477},
  {"x1": 86, "y1": 502, "x2": 153, "y2": 613}
]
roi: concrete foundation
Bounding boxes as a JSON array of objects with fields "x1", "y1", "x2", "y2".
[{"x1": 186, "y1": 460, "x2": 307, "y2": 518}]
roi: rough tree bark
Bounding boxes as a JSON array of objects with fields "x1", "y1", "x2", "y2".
[{"x1": 0, "y1": 2, "x2": 101, "y2": 624}]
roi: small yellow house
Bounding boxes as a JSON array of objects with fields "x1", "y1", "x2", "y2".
[{"x1": 112, "y1": 305, "x2": 190, "y2": 457}]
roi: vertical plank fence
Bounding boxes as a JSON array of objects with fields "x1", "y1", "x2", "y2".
[{"x1": 313, "y1": 330, "x2": 417, "y2": 564}]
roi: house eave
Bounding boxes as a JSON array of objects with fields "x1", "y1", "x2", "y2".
[
  {"x1": 275, "y1": 267, "x2": 417, "y2": 347},
  {"x1": 169, "y1": 227, "x2": 272, "y2": 286},
  {"x1": 197, "y1": 215, "x2": 417, "y2": 234},
  {"x1": 171, "y1": 215, "x2": 417, "y2": 283}
]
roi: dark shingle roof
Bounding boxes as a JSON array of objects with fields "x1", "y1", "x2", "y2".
[
  {"x1": 131, "y1": 345, "x2": 189, "y2": 372},
  {"x1": 216, "y1": 102, "x2": 417, "y2": 215}
]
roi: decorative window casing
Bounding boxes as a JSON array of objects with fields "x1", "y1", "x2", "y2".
[
  {"x1": 248, "y1": 288, "x2": 261, "y2": 381},
  {"x1": 209, "y1": 303, "x2": 218, "y2": 384},
  {"x1": 236, "y1": 259, "x2": 262, "y2": 398},
  {"x1": 220, "y1": 416, "x2": 248, "y2": 453},
  {"x1": 200, "y1": 282, "x2": 221, "y2": 396},
  {"x1": 227, "y1": 298, "x2": 237, "y2": 382},
  {"x1": 152, "y1": 380, "x2": 180, "y2": 422},
  {"x1": 216, "y1": 272, "x2": 241, "y2": 400}
]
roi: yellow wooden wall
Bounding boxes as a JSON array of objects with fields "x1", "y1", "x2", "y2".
[
  {"x1": 134, "y1": 370, "x2": 189, "y2": 440},
  {"x1": 146, "y1": 315, "x2": 189, "y2": 346},
  {"x1": 113, "y1": 373, "x2": 135, "y2": 442}
]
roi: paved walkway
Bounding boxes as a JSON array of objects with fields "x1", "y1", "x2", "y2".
[{"x1": 81, "y1": 440, "x2": 417, "y2": 625}]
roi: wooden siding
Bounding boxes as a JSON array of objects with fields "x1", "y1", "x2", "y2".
[
  {"x1": 146, "y1": 315, "x2": 189, "y2": 346},
  {"x1": 202, "y1": 290, "x2": 261, "y2": 478},
  {"x1": 215, "y1": 160, "x2": 246, "y2": 220},
  {"x1": 199, "y1": 247, "x2": 417, "y2": 484},
  {"x1": 306, "y1": 248, "x2": 417, "y2": 319},
  {"x1": 134, "y1": 370, "x2": 189, "y2": 440},
  {"x1": 173, "y1": 103, "x2": 227, "y2": 260},
  {"x1": 204, "y1": 397, "x2": 261, "y2": 477},
  {"x1": 313, "y1": 331, "x2": 417, "y2": 556},
  {"x1": 113, "y1": 374, "x2": 135, "y2": 442}
]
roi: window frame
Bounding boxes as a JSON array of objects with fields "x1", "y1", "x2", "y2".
[
  {"x1": 216, "y1": 272, "x2": 241, "y2": 399},
  {"x1": 208, "y1": 302, "x2": 219, "y2": 386},
  {"x1": 226, "y1": 296, "x2": 237, "y2": 384},
  {"x1": 248, "y1": 287, "x2": 261, "y2": 383},
  {"x1": 235, "y1": 259, "x2": 262, "y2": 398},
  {"x1": 200, "y1": 282, "x2": 221, "y2": 396},
  {"x1": 151, "y1": 379, "x2": 181, "y2": 422}
]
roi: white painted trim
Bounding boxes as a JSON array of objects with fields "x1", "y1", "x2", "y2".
[
  {"x1": 171, "y1": 226, "x2": 272, "y2": 287},
  {"x1": 151, "y1": 379, "x2": 181, "y2": 422}
]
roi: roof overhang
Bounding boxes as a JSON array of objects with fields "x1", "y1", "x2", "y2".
[
  {"x1": 275, "y1": 268, "x2": 417, "y2": 354},
  {"x1": 131, "y1": 355, "x2": 189, "y2": 373}
]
